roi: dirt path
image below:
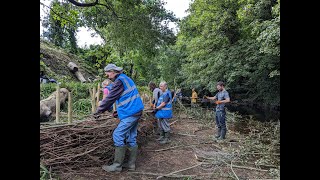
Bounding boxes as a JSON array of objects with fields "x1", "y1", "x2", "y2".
[{"x1": 58, "y1": 114, "x2": 274, "y2": 180}]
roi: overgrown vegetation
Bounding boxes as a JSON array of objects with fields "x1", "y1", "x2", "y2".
[
  {"x1": 40, "y1": 82, "x2": 152, "y2": 122},
  {"x1": 41, "y1": 0, "x2": 279, "y2": 108},
  {"x1": 174, "y1": 100, "x2": 280, "y2": 179},
  {"x1": 161, "y1": 0, "x2": 280, "y2": 107}
]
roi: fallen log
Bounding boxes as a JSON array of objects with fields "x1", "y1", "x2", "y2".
[{"x1": 67, "y1": 62, "x2": 87, "y2": 83}]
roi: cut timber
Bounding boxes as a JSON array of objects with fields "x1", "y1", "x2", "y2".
[{"x1": 67, "y1": 62, "x2": 86, "y2": 83}]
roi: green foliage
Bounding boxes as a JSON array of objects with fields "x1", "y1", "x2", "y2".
[
  {"x1": 78, "y1": 44, "x2": 113, "y2": 69},
  {"x1": 40, "y1": 82, "x2": 96, "y2": 101},
  {"x1": 40, "y1": 82, "x2": 98, "y2": 117},
  {"x1": 40, "y1": 0, "x2": 280, "y2": 107},
  {"x1": 40, "y1": 164, "x2": 50, "y2": 180},
  {"x1": 137, "y1": 85, "x2": 152, "y2": 96},
  {"x1": 72, "y1": 99, "x2": 92, "y2": 115},
  {"x1": 42, "y1": 0, "x2": 80, "y2": 53},
  {"x1": 155, "y1": 0, "x2": 280, "y2": 106}
]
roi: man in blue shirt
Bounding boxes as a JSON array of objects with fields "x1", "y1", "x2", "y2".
[{"x1": 204, "y1": 81, "x2": 230, "y2": 141}]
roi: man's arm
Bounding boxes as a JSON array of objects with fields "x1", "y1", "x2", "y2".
[
  {"x1": 204, "y1": 95, "x2": 216, "y2": 100},
  {"x1": 155, "y1": 94, "x2": 170, "y2": 110},
  {"x1": 219, "y1": 91, "x2": 230, "y2": 103},
  {"x1": 96, "y1": 80, "x2": 124, "y2": 114}
]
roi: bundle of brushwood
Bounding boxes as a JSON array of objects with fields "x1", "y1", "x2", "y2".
[{"x1": 40, "y1": 111, "x2": 155, "y2": 173}]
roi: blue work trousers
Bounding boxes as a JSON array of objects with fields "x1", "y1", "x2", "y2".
[{"x1": 113, "y1": 115, "x2": 140, "y2": 147}]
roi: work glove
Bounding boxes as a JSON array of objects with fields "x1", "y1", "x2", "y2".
[
  {"x1": 152, "y1": 107, "x2": 158, "y2": 114},
  {"x1": 112, "y1": 111, "x2": 118, "y2": 118},
  {"x1": 215, "y1": 100, "x2": 222, "y2": 105},
  {"x1": 93, "y1": 112, "x2": 101, "y2": 119}
]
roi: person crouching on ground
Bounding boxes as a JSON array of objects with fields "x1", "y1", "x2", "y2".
[
  {"x1": 153, "y1": 81, "x2": 173, "y2": 144},
  {"x1": 93, "y1": 63, "x2": 144, "y2": 172}
]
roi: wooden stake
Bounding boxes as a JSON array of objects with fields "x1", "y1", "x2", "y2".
[
  {"x1": 113, "y1": 103, "x2": 117, "y2": 111},
  {"x1": 92, "y1": 87, "x2": 96, "y2": 112},
  {"x1": 142, "y1": 93, "x2": 145, "y2": 104},
  {"x1": 55, "y1": 84, "x2": 60, "y2": 123},
  {"x1": 90, "y1": 88, "x2": 96, "y2": 113},
  {"x1": 68, "y1": 92, "x2": 72, "y2": 124},
  {"x1": 96, "y1": 83, "x2": 100, "y2": 108}
]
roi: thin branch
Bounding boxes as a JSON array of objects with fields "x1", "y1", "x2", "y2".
[
  {"x1": 145, "y1": 142, "x2": 219, "y2": 152},
  {"x1": 156, "y1": 163, "x2": 204, "y2": 179},
  {"x1": 66, "y1": 0, "x2": 118, "y2": 18},
  {"x1": 40, "y1": 2, "x2": 74, "y2": 24},
  {"x1": 242, "y1": 152, "x2": 280, "y2": 156},
  {"x1": 232, "y1": 164, "x2": 269, "y2": 172},
  {"x1": 174, "y1": 132, "x2": 197, "y2": 137},
  {"x1": 66, "y1": 0, "x2": 99, "y2": 7},
  {"x1": 169, "y1": 120, "x2": 178, "y2": 125},
  {"x1": 129, "y1": 171, "x2": 198, "y2": 178},
  {"x1": 230, "y1": 160, "x2": 240, "y2": 180}
]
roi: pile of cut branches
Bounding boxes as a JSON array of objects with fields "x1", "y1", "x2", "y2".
[{"x1": 40, "y1": 112, "x2": 155, "y2": 173}]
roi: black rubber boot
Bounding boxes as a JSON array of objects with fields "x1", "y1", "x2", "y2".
[
  {"x1": 102, "y1": 146, "x2": 126, "y2": 172},
  {"x1": 215, "y1": 128, "x2": 221, "y2": 138},
  {"x1": 156, "y1": 130, "x2": 165, "y2": 141},
  {"x1": 217, "y1": 129, "x2": 226, "y2": 141},
  {"x1": 122, "y1": 145, "x2": 138, "y2": 171},
  {"x1": 160, "y1": 132, "x2": 171, "y2": 144}
]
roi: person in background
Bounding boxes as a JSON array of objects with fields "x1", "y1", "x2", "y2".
[
  {"x1": 191, "y1": 88, "x2": 198, "y2": 107},
  {"x1": 148, "y1": 82, "x2": 162, "y2": 108},
  {"x1": 98, "y1": 79, "x2": 114, "y2": 111},
  {"x1": 102, "y1": 79, "x2": 113, "y2": 100},
  {"x1": 148, "y1": 81, "x2": 163, "y2": 135},
  {"x1": 176, "y1": 89, "x2": 182, "y2": 100},
  {"x1": 204, "y1": 81, "x2": 230, "y2": 141},
  {"x1": 154, "y1": 81, "x2": 173, "y2": 144}
]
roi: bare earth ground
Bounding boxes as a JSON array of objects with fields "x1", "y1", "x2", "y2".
[{"x1": 57, "y1": 114, "x2": 275, "y2": 180}]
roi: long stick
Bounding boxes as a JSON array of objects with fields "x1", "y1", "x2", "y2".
[
  {"x1": 113, "y1": 103, "x2": 116, "y2": 111},
  {"x1": 129, "y1": 171, "x2": 198, "y2": 178},
  {"x1": 169, "y1": 120, "x2": 178, "y2": 125},
  {"x1": 145, "y1": 142, "x2": 216, "y2": 152},
  {"x1": 96, "y1": 83, "x2": 100, "y2": 108},
  {"x1": 232, "y1": 164, "x2": 268, "y2": 172},
  {"x1": 92, "y1": 87, "x2": 96, "y2": 112},
  {"x1": 55, "y1": 84, "x2": 60, "y2": 123},
  {"x1": 230, "y1": 160, "x2": 240, "y2": 180},
  {"x1": 68, "y1": 92, "x2": 72, "y2": 124},
  {"x1": 174, "y1": 132, "x2": 197, "y2": 137},
  {"x1": 156, "y1": 163, "x2": 203, "y2": 179},
  {"x1": 89, "y1": 88, "x2": 94, "y2": 113}
]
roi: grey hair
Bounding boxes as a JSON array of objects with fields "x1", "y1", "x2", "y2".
[{"x1": 159, "y1": 81, "x2": 167, "y2": 87}]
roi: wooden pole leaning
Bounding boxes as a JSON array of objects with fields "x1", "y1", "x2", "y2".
[
  {"x1": 68, "y1": 92, "x2": 72, "y2": 124},
  {"x1": 96, "y1": 83, "x2": 100, "y2": 108},
  {"x1": 55, "y1": 84, "x2": 60, "y2": 123},
  {"x1": 92, "y1": 86, "x2": 96, "y2": 112}
]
